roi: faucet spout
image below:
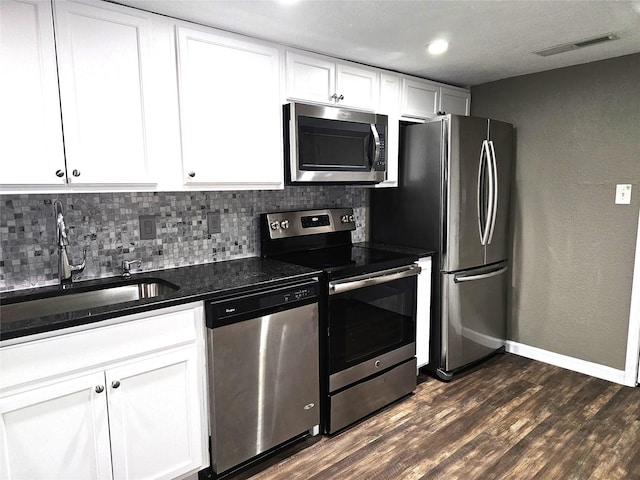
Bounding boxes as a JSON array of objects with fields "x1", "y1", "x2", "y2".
[{"x1": 54, "y1": 200, "x2": 87, "y2": 285}]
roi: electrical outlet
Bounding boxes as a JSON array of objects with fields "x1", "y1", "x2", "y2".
[
  {"x1": 207, "y1": 211, "x2": 221, "y2": 234},
  {"x1": 139, "y1": 215, "x2": 157, "y2": 240},
  {"x1": 615, "y1": 184, "x2": 632, "y2": 205}
]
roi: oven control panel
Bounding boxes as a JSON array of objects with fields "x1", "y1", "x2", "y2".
[
  {"x1": 301, "y1": 214, "x2": 330, "y2": 228},
  {"x1": 263, "y1": 208, "x2": 356, "y2": 239}
]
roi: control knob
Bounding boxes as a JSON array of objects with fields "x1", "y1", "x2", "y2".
[
  {"x1": 280, "y1": 220, "x2": 290, "y2": 229},
  {"x1": 349, "y1": 214, "x2": 355, "y2": 222},
  {"x1": 270, "y1": 221, "x2": 280, "y2": 230},
  {"x1": 341, "y1": 214, "x2": 349, "y2": 223}
]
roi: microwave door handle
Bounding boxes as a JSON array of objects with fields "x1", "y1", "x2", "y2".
[{"x1": 370, "y1": 124, "x2": 381, "y2": 167}]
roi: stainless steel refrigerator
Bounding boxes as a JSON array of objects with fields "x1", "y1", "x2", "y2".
[{"x1": 371, "y1": 114, "x2": 513, "y2": 381}]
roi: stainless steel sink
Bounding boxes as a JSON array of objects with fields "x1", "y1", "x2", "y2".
[{"x1": 2, "y1": 279, "x2": 180, "y2": 322}]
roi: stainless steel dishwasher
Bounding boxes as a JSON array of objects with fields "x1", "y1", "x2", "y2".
[{"x1": 205, "y1": 279, "x2": 320, "y2": 476}]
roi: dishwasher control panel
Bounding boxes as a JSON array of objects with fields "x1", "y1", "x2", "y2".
[{"x1": 206, "y1": 280, "x2": 318, "y2": 328}]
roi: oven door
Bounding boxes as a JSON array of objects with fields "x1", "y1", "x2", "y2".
[{"x1": 327, "y1": 264, "x2": 419, "y2": 392}]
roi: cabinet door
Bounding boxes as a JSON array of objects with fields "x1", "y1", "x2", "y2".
[
  {"x1": 439, "y1": 86, "x2": 471, "y2": 116},
  {"x1": 401, "y1": 78, "x2": 439, "y2": 119},
  {"x1": 416, "y1": 257, "x2": 432, "y2": 369},
  {"x1": 107, "y1": 346, "x2": 205, "y2": 480},
  {"x1": 177, "y1": 27, "x2": 282, "y2": 188},
  {"x1": 335, "y1": 63, "x2": 379, "y2": 111},
  {"x1": 376, "y1": 73, "x2": 401, "y2": 188},
  {"x1": 0, "y1": 0, "x2": 65, "y2": 185},
  {"x1": 285, "y1": 51, "x2": 336, "y2": 105},
  {"x1": 0, "y1": 372, "x2": 113, "y2": 480},
  {"x1": 54, "y1": 0, "x2": 155, "y2": 185}
]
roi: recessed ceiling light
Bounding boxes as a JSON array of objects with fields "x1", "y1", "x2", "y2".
[{"x1": 427, "y1": 39, "x2": 449, "y2": 55}]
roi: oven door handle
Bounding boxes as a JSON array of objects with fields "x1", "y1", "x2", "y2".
[{"x1": 329, "y1": 264, "x2": 421, "y2": 295}]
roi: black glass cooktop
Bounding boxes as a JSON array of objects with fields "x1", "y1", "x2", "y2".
[{"x1": 272, "y1": 245, "x2": 417, "y2": 280}]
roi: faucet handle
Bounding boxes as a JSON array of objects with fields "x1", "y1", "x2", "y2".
[
  {"x1": 73, "y1": 247, "x2": 87, "y2": 271},
  {"x1": 122, "y1": 259, "x2": 142, "y2": 277}
]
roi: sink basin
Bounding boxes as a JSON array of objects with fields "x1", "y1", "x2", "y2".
[{"x1": 1, "y1": 279, "x2": 180, "y2": 322}]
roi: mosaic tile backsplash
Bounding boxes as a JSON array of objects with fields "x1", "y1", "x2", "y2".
[{"x1": 0, "y1": 187, "x2": 367, "y2": 291}]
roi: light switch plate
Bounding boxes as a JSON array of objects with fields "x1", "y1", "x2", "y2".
[
  {"x1": 139, "y1": 215, "x2": 157, "y2": 240},
  {"x1": 615, "y1": 184, "x2": 632, "y2": 205},
  {"x1": 207, "y1": 211, "x2": 221, "y2": 234}
]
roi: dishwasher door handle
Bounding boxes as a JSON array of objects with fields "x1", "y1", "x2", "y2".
[{"x1": 329, "y1": 264, "x2": 421, "y2": 295}]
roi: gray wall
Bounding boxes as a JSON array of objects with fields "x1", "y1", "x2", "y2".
[{"x1": 471, "y1": 53, "x2": 640, "y2": 370}]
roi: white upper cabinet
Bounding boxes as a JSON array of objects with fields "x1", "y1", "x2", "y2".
[
  {"x1": 176, "y1": 26, "x2": 283, "y2": 189},
  {"x1": 0, "y1": 0, "x2": 65, "y2": 186},
  {"x1": 376, "y1": 73, "x2": 401, "y2": 188},
  {"x1": 401, "y1": 78, "x2": 440, "y2": 119},
  {"x1": 401, "y1": 77, "x2": 471, "y2": 120},
  {"x1": 439, "y1": 86, "x2": 471, "y2": 116},
  {"x1": 335, "y1": 63, "x2": 380, "y2": 110},
  {"x1": 0, "y1": 1, "x2": 469, "y2": 192},
  {"x1": 286, "y1": 51, "x2": 379, "y2": 111},
  {"x1": 53, "y1": 0, "x2": 156, "y2": 186},
  {"x1": 285, "y1": 52, "x2": 335, "y2": 105}
]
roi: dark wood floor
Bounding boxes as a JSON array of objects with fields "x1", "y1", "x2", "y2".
[{"x1": 233, "y1": 353, "x2": 640, "y2": 480}]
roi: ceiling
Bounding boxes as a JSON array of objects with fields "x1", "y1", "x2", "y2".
[{"x1": 113, "y1": 0, "x2": 640, "y2": 87}]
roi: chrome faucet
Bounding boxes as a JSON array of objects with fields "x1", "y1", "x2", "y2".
[{"x1": 54, "y1": 200, "x2": 86, "y2": 286}]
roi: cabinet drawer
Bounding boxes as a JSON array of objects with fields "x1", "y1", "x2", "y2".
[{"x1": 0, "y1": 303, "x2": 202, "y2": 391}]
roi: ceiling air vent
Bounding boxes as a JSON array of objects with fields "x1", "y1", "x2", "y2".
[{"x1": 534, "y1": 33, "x2": 620, "y2": 57}]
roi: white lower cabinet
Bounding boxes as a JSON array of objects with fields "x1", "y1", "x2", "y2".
[
  {"x1": 0, "y1": 303, "x2": 208, "y2": 480},
  {"x1": 416, "y1": 256, "x2": 433, "y2": 370},
  {"x1": 0, "y1": 371, "x2": 114, "y2": 479}
]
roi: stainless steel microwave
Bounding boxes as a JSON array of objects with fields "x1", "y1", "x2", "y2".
[{"x1": 284, "y1": 102, "x2": 388, "y2": 185}]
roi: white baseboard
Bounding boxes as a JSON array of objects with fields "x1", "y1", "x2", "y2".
[{"x1": 505, "y1": 340, "x2": 632, "y2": 386}]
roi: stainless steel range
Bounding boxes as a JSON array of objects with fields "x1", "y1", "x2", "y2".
[{"x1": 261, "y1": 208, "x2": 420, "y2": 433}]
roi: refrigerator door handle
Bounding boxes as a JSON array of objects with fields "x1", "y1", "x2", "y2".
[
  {"x1": 477, "y1": 140, "x2": 493, "y2": 246},
  {"x1": 476, "y1": 141, "x2": 484, "y2": 244},
  {"x1": 487, "y1": 140, "x2": 499, "y2": 244},
  {"x1": 454, "y1": 265, "x2": 508, "y2": 283}
]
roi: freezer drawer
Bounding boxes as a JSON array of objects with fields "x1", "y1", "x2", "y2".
[{"x1": 440, "y1": 263, "x2": 507, "y2": 373}]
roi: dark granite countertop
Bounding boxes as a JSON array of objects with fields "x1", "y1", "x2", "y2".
[
  {"x1": 0, "y1": 257, "x2": 321, "y2": 343},
  {"x1": 355, "y1": 242, "x2": 435, "y2": 259}
]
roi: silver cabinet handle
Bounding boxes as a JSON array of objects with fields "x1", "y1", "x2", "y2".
[
  {"x1": 329, "y1": 264, "x2": 421, "y2": 295},
  {"x1": 55, "y1": 169, "x2": 65, "y2": 178},
  {"x1": 188, "y1": 171, "x2": 196, "y2": 178},
  {"x1": 72, "y1": 169, "x2": 81, "y2": 177},
  {"x1": 111, "y1": 380, "x2": 121, "y2": 389},
  {"x1": 95, "y1": 385, "x2": 105, "y2": 393}
]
